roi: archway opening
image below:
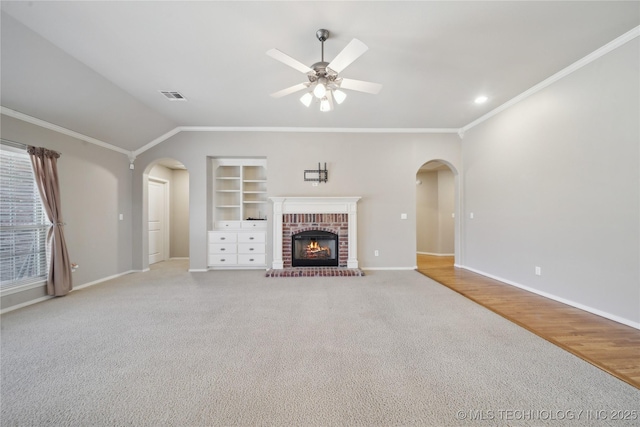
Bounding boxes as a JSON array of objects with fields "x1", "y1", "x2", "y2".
[{"x1": 415, "y1": 160, "x2": 456, "y2": 270}]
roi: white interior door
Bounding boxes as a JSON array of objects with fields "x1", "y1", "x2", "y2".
[{"x1": 149, "y1": 179, "x2": 166, "y2": 265}]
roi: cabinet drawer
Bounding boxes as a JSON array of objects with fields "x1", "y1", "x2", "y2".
[
  {"x1": 215, "y1": 221, "x2": 241, "y2": 229},
  {"x1": 241, "y1": 221, "x2": 267, "y2": 229},
  {"x1": 208, "y1": 232, "x2": 237, "y2": 243},
  {"x1": 238, "y1": 243, "x2": 265, "y2": 254},
  {"x1": 208, "y1": 254, "x2": 238, "y2": 265},
  {"x1": 238, "y1": 254, "x2": 266, "y2": 265},
  {"x1": 237, "y1": 232, "x2": 265, "y2": 243},
  {"x1": 209, "y1": 244, "x2": 237, "y2": 254}
]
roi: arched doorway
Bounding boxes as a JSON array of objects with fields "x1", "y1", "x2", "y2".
[
  {"x1": 146, "y1": 158, "x2": 190, "y2": 266},
  {"x1": 416, "y1": 160, "x2": 457, "y2": 269}
]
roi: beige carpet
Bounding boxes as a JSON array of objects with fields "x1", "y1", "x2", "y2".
[{"x1": 2, "y1": 260, "x2": 638, "y2": 426}]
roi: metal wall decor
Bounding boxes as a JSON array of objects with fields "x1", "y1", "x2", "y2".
[{"x1": 304, "y1": 162, "x2": 328, "y2": 183}]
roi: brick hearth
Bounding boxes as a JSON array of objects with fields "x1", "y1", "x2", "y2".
[{"x1": 265, "y1": 267, "x2": 365, "y2": 277}]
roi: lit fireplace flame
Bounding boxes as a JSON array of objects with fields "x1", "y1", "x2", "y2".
[{"x1": 305, "y1": 240, "x2": 331, "y2": 258}]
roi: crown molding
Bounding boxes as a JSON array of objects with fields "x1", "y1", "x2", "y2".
[
  {"x1": 0, "y1": 106, "x2": 133, "y2": 157},
  {"x1": 461, "y1": 25, "x2": 640, "y2": 134},
  {"x1": 4, "y1": 25, "x2": 637, "y2": 158}
]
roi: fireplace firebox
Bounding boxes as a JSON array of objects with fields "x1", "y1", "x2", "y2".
[{"x1": 292, "y1": 230, "x2": 338, "y2": 267}]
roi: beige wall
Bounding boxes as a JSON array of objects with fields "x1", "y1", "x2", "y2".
[
  {"x1": 416, "y1": 170, "x2": 439, "y2": 253},
  {"x1": 170, "y1": 169, "x2": 190, "y2": 258},
  {"x1": 1, "y1": 114, "x2": 133, "y2": 310},
  {"x1": 461, "y1": 38, "x2": 639, "y2": 327}
]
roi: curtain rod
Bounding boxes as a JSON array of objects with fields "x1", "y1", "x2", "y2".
[
  {"x1": 1, "y1": 138, "x2": 62, "y2": 156},
  {"x1": 0, "y1": 138, "x2": 27, "y2": 150}
]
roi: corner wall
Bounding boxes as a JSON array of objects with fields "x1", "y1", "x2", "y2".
[{"x1": 461, "y1": 39, "x2": 639, "y2": 327}]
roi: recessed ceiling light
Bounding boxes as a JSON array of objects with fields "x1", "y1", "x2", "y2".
[{"x1": 475, "y1": 95, "x2": 488, "y2": 104}]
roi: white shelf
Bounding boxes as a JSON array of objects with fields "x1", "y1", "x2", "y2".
[{"x1": 212, "y1": 158, "x2": 267, "y2": 225}]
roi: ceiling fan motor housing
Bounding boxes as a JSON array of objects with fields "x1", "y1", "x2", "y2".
[{"x1": 308, "y1": 61, "x2": 338, "y2": 84}]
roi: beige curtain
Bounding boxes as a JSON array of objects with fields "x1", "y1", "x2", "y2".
[{"x1": 27, "y1": 146, "x2": 72, "y2": 296}]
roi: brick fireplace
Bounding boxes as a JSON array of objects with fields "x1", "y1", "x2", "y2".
[
  {"x1": 285, "y1": 214, "x2": 346, "y2": 268},
  {"x1": 269, "y1": 197, "x2": 361, "y2": 270}
]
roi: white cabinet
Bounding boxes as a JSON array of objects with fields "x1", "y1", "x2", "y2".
[
  {"x1": 208, "y1": 228, "x2": 266, "y2": 268},
  {"x1": 209, "y1": 157, "x2": 267, "y2": 269}
]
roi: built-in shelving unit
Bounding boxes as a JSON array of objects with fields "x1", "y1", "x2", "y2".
[{"x1": 209, "y1": 158, "x2": 267, "y2": 269}]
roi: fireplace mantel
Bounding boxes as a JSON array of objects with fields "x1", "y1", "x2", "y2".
[{"x1": 270, "y1": 197, "x2": 361, "y2": 269}]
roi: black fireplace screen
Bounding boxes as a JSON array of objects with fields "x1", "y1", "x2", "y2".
[{"x1": 292, "y1": 230, "x2": 338, "y2": 267}]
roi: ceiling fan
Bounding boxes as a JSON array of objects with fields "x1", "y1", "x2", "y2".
[{"x1": 267, "y1": 29, "x2": 382, "y2": 112}]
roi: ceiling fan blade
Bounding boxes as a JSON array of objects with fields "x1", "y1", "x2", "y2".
[
  {"x1": 326, "y1": 38, "x2": 368, "y2": 74},
  {"x1": 339, "y1": 78, "x2": 382, "y2": 94},
  {"x1": 266, "y1": 48, "x2": 314, "y2": 74},
  {"x1": 270, "y1": 83, "x2": 309, "y2": 98}
]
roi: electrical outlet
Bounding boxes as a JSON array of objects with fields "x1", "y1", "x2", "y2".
[
  {"x1": 374, "y1": 250, "x2": 379, "y2": 257},
  {"x1": 535, "y1": 266, "x2": 542, "y2": 276}
]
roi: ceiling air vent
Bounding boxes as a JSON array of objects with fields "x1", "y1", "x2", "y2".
[{"x1": 159, "y1": 91, "x2": 187, "y2": 101}]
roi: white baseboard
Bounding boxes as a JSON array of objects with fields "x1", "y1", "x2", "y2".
[
  {"x1": 1, "y1": 270, "x2": 135, "y2": 314},
  {"x1": 1, "y1": 295, "x2": 53, "y2": 314},
  {"x1": 189, "y1": 269, "x2": 208, "y2": 273},
  {"x1": 73, "y1": 270, "x2": 134, "y2": 291},
  {"x1": 459, "y1": 265, "x2": 640, "y2": 330},
  {"x1": 362, "y1": 267, "x2": 416, "y2": 271},
  {"x1": 417, "y1": 252, "x2": 455, "y2": 256}
]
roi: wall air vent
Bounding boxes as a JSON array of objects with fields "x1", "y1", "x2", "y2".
[{"x1": 159, "y1": 91, "x2": 187, "y2": 101}]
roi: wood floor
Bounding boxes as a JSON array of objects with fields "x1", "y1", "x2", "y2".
[{"x1": 416, "y1": 254, "x2": 640, "y2": 389}]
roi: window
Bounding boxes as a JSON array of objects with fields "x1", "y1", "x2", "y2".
[{"x1": 0, "y1": 144, "x2": 48, "y2": 292}]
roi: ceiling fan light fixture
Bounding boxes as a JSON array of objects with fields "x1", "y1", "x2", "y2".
[
  {"x1": 313, "y1": 78, "x2": 327, "y2": 98},
  {"x1": 320, "y1": 97, "x2": 332, "y2": 112},
  {"x1": 300, "y1": 92, "x2": 313, "y2": 107},
  {"x1": 333, "y1": 89, "x2": 347, "y2": 104}
]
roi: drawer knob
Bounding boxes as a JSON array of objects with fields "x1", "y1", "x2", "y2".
[
  {"x1": 221, "y1": 259, "x2": 226, "y2": 262},
  {"x1": 249, "y1": 237, "x2": 254, "y2": 240},
  {"x1": 220, "y1": 237, "x2": 226, "y2": 240},
  {"x1": 249, "y1": 259, "x2": 254, "y2": 262},
  {"x1": 249, "y1": 248, "x2": 254, "y2": 251},
  {"x1": 221, "y1": 248, "x2": 226, "y2": 251}
]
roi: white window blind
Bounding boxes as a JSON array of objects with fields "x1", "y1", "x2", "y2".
[{"x1": 0, "y1": 145, "x2": 48, "y2": 291}]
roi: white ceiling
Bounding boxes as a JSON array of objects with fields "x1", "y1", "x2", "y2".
[{"x1": 1, "y1": 1, "x2": 638, "y2": 152}]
